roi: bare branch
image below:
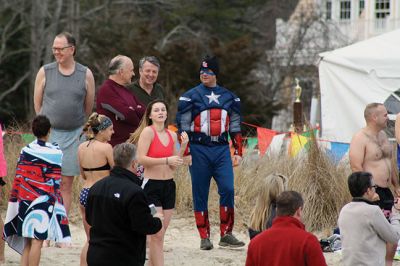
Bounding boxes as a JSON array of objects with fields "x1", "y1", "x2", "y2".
[
  {"x1": 156, "y1": 24, "x2": 201, "y2": 51},
  {"x1": 0, "y1": 72, "x2": 30, "y2": 103},
  {"x1": 0, "y1": 10, "x2": 25, "y2": 64}
]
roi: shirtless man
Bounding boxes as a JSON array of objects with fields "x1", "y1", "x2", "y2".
[{"x1": 349, "y1": 102, "x2": 400, "y2": 266}]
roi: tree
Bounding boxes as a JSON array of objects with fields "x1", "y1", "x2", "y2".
[{"x1": 0, "y1": 0, "x2": 299, "y2": 130}]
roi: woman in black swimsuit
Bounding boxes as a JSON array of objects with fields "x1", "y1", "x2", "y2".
[{"x1": 78, "y1": 112, "x2": 114, "y2": 266}]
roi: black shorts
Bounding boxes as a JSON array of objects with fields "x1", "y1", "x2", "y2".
[
  {"x1": 375, "y1": 186, "x2": 394, "y2": 220},
  {"x1": 143, "y1": 179, "x2": 176, "y2": 210}
]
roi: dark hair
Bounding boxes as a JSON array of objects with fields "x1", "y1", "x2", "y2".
[
  {"x1": 348, "y1": 172, "x2": 373, "y2": 197},
  {"x1": 56, "y1": 32, "x2": 76, "y2": 56},
  {"x1": 139, "y1": 56, "x2": 160, "y2": 70},
  {"x1": 113, "y1": 143, "x2": 136, "y2": 168},
  {"x1": 276, "y1": 191, "x2": 304, "y2": 216},
  {"x1": 32, "y1": 115, "x2": 51, "y2": 138}
]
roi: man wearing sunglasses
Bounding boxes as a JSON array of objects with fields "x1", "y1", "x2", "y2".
[
  {"x1": 176, "y1": 56, "x2": 244, "y2": 250},
  {"x1": 34, "y1": 32, "x2": 95, "y2": 216}
]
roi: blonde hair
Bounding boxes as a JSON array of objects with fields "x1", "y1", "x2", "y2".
[
  {"x1": 248, "y1": 174, "x2": 288, "y2": 232},
  {"x1": 82, "y1": 112, "x2": 111, "y2": 139},
  {"x1": 127, "y1": 99, "x2": 169, "y2": 144}
]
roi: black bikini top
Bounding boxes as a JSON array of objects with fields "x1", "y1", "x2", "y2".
[{"x1": 82, "y1": 163, "x2": 111, "y2": 172}]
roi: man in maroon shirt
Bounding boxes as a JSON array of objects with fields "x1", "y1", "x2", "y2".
[
  {"x1": 246, "y1": 191, "x2": 327, "y2": 266},
  {"x1": 96, "y1": 55, "x2": 145, "y2": 146}
]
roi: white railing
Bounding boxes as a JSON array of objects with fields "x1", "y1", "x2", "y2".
[{"x1": 335, "y1": 18, "x2": 400, "y2": 41}]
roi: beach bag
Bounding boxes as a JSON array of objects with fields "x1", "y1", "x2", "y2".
[{"x1": 320, "y1": 234, "x2": 341, "y2": 252}]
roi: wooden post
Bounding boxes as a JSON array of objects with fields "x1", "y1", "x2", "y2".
[{"x1": 293, "y1": 78, "x2": 303, "y2": 133}]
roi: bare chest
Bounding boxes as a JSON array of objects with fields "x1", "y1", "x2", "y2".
[{"x1": 364, "y1": 139, "x2": 391, "y2": 161}]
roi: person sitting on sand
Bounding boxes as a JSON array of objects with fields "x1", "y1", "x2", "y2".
[
  {"x1": 78, "y1": 113, "x2": 114, "y2": 266},
  {"x1": 3, "y1": 115, "x2": 71, "y2": 266},
  {"x1": 248, "y1": 173, "x2": 288, "y2": 239}
]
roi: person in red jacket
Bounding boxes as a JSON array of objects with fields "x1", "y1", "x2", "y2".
[
  {"x1": 96, "y1": 55, "x2": 145, "y2": 146},
  {"x1": 245, "y1": 191, "x2": 327, "y2": 266}
]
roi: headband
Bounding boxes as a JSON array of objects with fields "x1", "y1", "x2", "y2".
[{"x1": 94, "y1": 117, "x2": 112, "y2": 131}]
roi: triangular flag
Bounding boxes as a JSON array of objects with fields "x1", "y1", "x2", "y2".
[
  {"x1": 266, "y1": 133, "x2": 286, "y2": 155},
  {"x1": 327, "y1": 142, "x2": 350, "y2": 165},
  {"x1": 257, "y1": 127, "x2": 277, "y2": 156},
  {"x1": 21, "y1": 133, "x2": 35, "y2": 144},
  {"x1": 246, "y1": 137, "x2": 258, "y2": 150},
  {"x1": 290, "y1": 133, "x2": 308, "y2": 157},
  {"x1": 301, "y1": 130, "x2": 317, "y2": 151},
  {"x1": 168, "y1": 124, "x2": 178, "y2": 132}
]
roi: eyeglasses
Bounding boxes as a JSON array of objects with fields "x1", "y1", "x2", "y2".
[{"x1": 52, "y1": 45, "x2": 73, "y2": 53}]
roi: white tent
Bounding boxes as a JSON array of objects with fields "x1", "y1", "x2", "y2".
[{"x1": 318, "y1": 29, "x2": 400, "y2": 143}]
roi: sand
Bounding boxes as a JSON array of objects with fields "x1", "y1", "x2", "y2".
[{"x1": 3, "y1": 214, "x2": 400, "y2": 266}]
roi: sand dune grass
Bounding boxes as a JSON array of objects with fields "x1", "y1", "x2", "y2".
[
  {"x1": 2, "y1": 129, "x2": 352, "y2": 233},
  {"x1": 174, "y1": 135, "x2": 352, "y2": 232}
]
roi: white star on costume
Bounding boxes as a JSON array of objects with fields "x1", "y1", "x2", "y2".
[{"x1": 205, "y1": 91, "x2": 221, "y2": 104}]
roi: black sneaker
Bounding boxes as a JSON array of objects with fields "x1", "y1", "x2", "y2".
[
  {"x1": 218, "y1": 233, "x2": 245, "y2": 248},
  {"x1": 200, "y1": 238, "x2": 214, "y2": 250}
]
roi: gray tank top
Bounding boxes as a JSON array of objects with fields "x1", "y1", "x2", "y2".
[{"x1": 41, "y1": 62, "x2": 87, "y2": 130}]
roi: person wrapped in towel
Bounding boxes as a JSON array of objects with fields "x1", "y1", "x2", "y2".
[{"x1": 3, "y1": 115, "x2": 70, "y2": 266}]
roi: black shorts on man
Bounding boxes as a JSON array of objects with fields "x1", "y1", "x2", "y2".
[{"x1": 375, "y1": 186, "x2": 394, "y2": 220}]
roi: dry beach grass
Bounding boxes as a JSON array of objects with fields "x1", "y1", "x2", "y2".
[{"x1": 0, "y1": 129, "x2": 370, "y2": 265}]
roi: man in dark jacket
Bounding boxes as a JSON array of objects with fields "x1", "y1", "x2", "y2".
[{"x1": 86, "y1": 143, "x2": 162, "y2": 266}]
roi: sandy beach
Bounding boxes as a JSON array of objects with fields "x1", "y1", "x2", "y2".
[{"x1": 2, "y1": 213, "x2": 400, "y2": 266}]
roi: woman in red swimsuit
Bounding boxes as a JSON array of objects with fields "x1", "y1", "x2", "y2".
[{"x1": 130, "y1": 99, "x2": 188, "y2": 266}]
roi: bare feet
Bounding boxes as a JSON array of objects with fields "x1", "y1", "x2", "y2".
[
  {"x1": 42, "y1": 240, "x2": 50, "y2": 248},
  {"x1": 55, "y1": 242, "x2": 71, "y2": 248}
]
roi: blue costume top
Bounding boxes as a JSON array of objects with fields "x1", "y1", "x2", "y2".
[{"x1": 176, "y1": 83, "x2": 242, "y2": 155}]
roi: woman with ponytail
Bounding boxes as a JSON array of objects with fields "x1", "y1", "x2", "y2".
[{"x1": 78, "y1": 112, "x2": 114, "y2": 266}]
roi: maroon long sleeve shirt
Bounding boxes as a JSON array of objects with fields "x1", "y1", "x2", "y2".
[{"x1": 96, "y1": 79, "x2": 145, "y2": 146}]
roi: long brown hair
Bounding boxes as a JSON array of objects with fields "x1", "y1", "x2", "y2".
[{"x1": 127, "y1": 99, "x2": 169, "y2": 144}]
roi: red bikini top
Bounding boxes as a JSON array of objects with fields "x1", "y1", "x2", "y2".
[{"x1": 147, "y1": 126, "x2": 174, "y2": 158}]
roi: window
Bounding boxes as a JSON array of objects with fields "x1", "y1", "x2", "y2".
[
  {"x1": 326, "y1": 0, "x2": 332, "y2": 19},
  {"x1": 375, "y1": 0, "x2": 390, "y2": 19},
  {"x1": 359, "y1": 0, "x2": 365, "y2": 15},
  {"x1": 340, "y1": 0, "x2": 351, "y2": 20}
]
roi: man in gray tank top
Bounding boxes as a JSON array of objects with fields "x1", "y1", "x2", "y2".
[{"x1": 34, "y1": 32, "x2": 95, "y2": 216}]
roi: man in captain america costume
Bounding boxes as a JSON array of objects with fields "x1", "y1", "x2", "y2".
[{"x1": 176, "y1": 56, "x2": 245, "y2": 250}]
